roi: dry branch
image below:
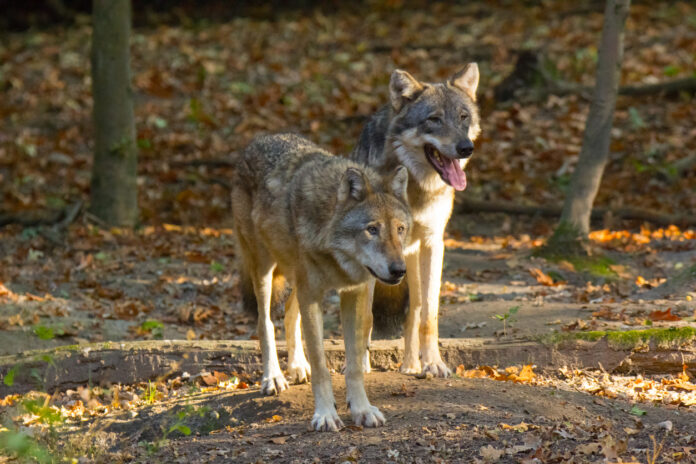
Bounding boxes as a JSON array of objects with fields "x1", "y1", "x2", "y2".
[
  {"x1": 456, "y1": 198, "x2": 696, "y2": 226},
  {"x1": 0, "y1": 201, "x2": 83, "y2": 229}
]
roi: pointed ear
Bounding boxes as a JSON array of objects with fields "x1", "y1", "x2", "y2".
[
  {"x1": 450, "y1": 63, "x2": 479, "y2": 100},
  {"x1": 338, "y1": 167, "x2": 369, "y2": 203},
  {"x1": 389, "y1": 165, "x2": 408, "y2": 202},
  {"x1": 390, "y1": 69, "x2": 423, "y2": 112}
]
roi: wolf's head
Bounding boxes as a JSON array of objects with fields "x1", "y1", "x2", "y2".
[
  {"x1": 387, "y1": 63, "x2": 480, "y2": 192},
  {"x1": 332, "y1": 166, "x2": 412, "y2": 285}
]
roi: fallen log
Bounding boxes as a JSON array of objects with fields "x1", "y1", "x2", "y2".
[
  {"x1": 495, "y1": 50, "x2": 696, "y2": 102},
  {"x1": 0, "y1": 200, "x2": 83, "y2": 229},
  {"x1": 456, "y1": 198, "x2": 696, "y2": 226},
  {"x1": 1, "y1": 334, "x2": 694, "y2": 395}
]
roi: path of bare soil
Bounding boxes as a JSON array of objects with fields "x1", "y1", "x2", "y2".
[{"x1": 46, "y1": 372, "x2": 695, "y2": 463}]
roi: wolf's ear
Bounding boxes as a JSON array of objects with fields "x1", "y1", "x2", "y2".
[
  {"x1": 338, "y1": 167, "x2": 368, "y2": 203},
  {"x1": 390, "y1": 70, "x2": 423, "y2": 112},
  {"x1": 450, "y1": 63, "x2": 479, "y2": 100},
  {"x1": 389, "y1": 166, "x2": 408, "y2": 201}
]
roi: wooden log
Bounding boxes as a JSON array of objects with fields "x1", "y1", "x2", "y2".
[{"x1": 455, "y1": 198, "x2": 696, "y2": 226}]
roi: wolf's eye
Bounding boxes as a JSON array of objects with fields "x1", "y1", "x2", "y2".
[
  {"x1": 427, "y1": 116, "x2": 442, "y2": 124},
  {"x1": 460, "y1": 112, "x2": 469, "y2": 122},
  {"x1": 397, "y1": 225, "x2": 405, "y2": 234},
  {"x1": 367, "y1": 225, "x2": 379, "y2": 236}
]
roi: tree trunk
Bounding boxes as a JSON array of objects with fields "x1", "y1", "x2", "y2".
[
  {"x1": 89, "y1": 0, "x2": 138, "y2": 227},
  {"x1": 551, "y1": 0, "x2": 631, "y2": 247}
]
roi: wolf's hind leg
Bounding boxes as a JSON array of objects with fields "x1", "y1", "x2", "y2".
[
  {"x1": 284, "y1": 289, "x2": 311, "y2": 384},
  {"x1": 253, "y1": 254, "x2": 289, "y2": 396},
  {"x1": 342, "y1": 282, "x2": 385, "y2": 428}
]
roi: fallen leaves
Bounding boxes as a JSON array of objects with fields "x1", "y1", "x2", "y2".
[
  {"x1": 391, "y1": 383, "x2": 416, "y2": 397},
  {"x1": 529, "y1": 268, "x2": 565, "y2": 286},
  {"x1": 457, "y1": 364, "x2": 536, "y2": 383},
  {"x1": 648, "y1": 308, "x2": 681, "y2": 322}
]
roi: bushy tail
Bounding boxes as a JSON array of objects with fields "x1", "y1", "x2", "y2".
[
  {"x1": 371, "y1": 278, "x2": 409, "y2": 339},
  {"x1": 240, "y1": 267, "x2": 289, "y2": 320}
]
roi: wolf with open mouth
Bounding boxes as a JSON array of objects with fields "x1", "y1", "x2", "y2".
[{"x1": 351, "y1": 63, "x2": 480, "y2": 377}]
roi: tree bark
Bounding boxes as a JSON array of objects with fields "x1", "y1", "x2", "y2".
[
  {"x1": 553, "y1": 0, "x2": 631, "y2": 242},
  {"x1": 89, "y1": 0, "x2": 138, "y2": 227}
]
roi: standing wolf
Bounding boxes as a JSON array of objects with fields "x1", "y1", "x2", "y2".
[
  {"x1": 352, "y1": 63, "x2": 480, "y2": 377},
  {"x1": 232, "y1": 134, "x2": 412, "y2": 431}
]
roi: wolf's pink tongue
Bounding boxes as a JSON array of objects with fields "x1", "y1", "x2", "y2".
[{"x1": 442, "y1": 158, "x2": 467, "y2": 191}]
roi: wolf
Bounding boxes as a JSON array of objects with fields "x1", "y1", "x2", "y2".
[
  {"x1": 351, "y1": 63, "x2": 480, "y2": 377},
  {"x1": 231, "y1": 133, "x2": 412, "y2": 431}
]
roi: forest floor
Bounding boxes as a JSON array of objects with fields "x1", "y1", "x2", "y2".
[{"x1": 1, "y1": 0, "x2": 696, "y2": 462}]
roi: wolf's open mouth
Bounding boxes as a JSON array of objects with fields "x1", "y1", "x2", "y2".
[
  {"x1": 424, "y1": 144, "x2": 467, "y2": 191},
  {"x1": 366, "y1": 266, "x2": 402, "y2": 285}
]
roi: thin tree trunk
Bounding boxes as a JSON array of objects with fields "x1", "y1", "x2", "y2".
[
  {"x1": 90, "y1": 0, "x2": 138, "y2": 227},
  {"x1": 554, "y1": 0, "x2": 631, "y2": 241}
]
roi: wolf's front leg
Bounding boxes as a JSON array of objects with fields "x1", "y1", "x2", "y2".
[
  {"x1": 255, "y1": 264, "x2": 289, "y2": 395},
  {"x1": 341, "y1": 283, "x2": 385, "y2": 428},
  {"x1": 418, "y1": 239, "x2": 450, "y2": 378},
  {"x1": 401, "y1": 250, "x2": 422, "y2": 374},
  {"x1": 284, "y1": 289, "x2": 311, "y2": 384},
  {"x1": 298, "y1": 282, "x2": 343, "y2": 432}
]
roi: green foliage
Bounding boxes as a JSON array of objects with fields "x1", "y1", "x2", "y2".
[
  {"x1": 33, "y1": 325, "x2": 55, "y2": 340},
  {"x1": 493, "y1": 305, "x2": 520, "y2": 336},
  {"x1": 0, "y1": 429, "x2": 52, "y2": 463},
  {"x1": 565, "y1": 255, "x2": 617, "y2": 279},
  {"x1": 210, "y1": 260, "x2": 225, "y2": 273},
  {"x1": 140, "y1": 320, "x2": 164, "y2": 339},
  {"x1": 229, "y1": 81, "x2": 255, "y2": 95},
  {"x1": 3, "y1": 366, "x2": 18, "y2": 387},
  {"x1": 137, "y1": 138, "x2": 152, "y2": 149},
  {"x1": 630, "y1": 405, "x2": 647, "y2": 416},
  {"x1": 628, "y1": 107, "x2": 646, "y2": 129},
  {"x1": 662, "y1": 65, "x2": 681, "y2": 77},
  {"x1": 22, "y1": 399, "x2": 64, "y2": 425},
  {"x1": 145, "y1": 381, "x2": 158, "y2": 404}
]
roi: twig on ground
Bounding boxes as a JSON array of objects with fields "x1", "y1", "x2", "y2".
[{"x1": 456, "y1": 198, "x2": 696, "y2": 226}]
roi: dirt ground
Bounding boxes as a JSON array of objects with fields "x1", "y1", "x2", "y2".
[
  {"x1": 2, "y1": 1, "x2": 696, "y2": 461},
  {"x1": 39, "y1": 372, "x2": 694, "y2": 463},
  {"x1": 1, "y1": 214, "x2": 694, "y2": 357}
]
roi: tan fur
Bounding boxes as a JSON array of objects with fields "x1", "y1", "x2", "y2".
[{"x1": 232, "y1": 133, "x2": 411, "y2": 431}]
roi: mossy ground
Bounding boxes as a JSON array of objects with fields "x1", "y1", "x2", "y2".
[{"x1": 545, "y1": 326, "x2": 696, "y2": 350}]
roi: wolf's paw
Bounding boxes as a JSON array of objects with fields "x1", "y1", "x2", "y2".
[
  {"x1": 421, "y1": 360, "x2": 451, "y2": 378},
  {"x1": 311, "y1": 407, "x2": 344, "y2": 432},
  {"x1": 350, "y1": 404, "x2": 385, "y2": 428},
  {"x1": 261, "y1": 374, "x2": 289, "y2": 396},
  {"x1": 287, "y1": 360, "x2": 311, "y2": 384},
  {"x1": 400, "y1": 358, "x2": 421, "y2": 375}
]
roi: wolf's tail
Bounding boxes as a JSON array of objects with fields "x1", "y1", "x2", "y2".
[
  {"x1": 240, "y1": 267, "x2": 289, "y2": 319},
  {"x1": 371, "y1": 279, "x2": 409, "y2": 339}
]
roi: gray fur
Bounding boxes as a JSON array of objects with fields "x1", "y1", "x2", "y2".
[
  {"x1": 232, "y1": 133, "x2": 412, "y2": 430},
  {"x1": 350, "y1": 64, "x2": 481, "y2": 377}
]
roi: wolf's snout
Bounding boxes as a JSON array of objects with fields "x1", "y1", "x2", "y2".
[
  {"x1": 456, "y1": 140, "x2": 474, "y2": 159},
  {"x1": 388, "y1": 262, "x2": 407, "y2": 279}
]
